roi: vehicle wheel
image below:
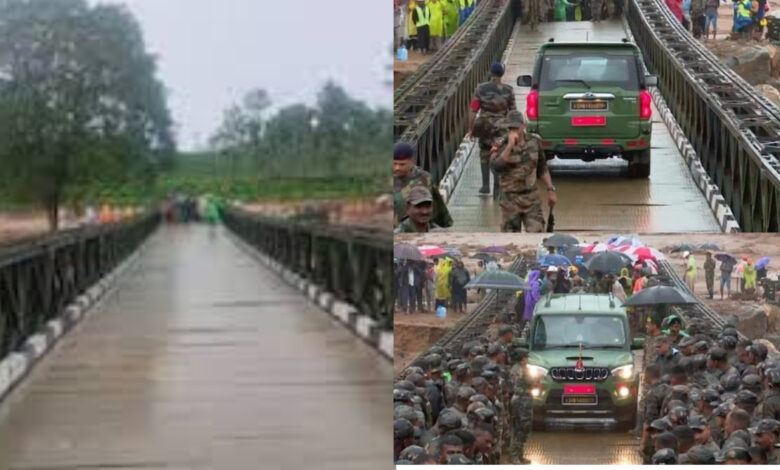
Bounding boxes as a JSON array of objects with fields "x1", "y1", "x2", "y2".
[{"x1": 627, "y1": 149, "x2": 650, "y2": 178}]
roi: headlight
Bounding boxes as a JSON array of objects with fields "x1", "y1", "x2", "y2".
[
  {"x1": 611, "y1": 364, "x2": 634, "y2": 380},
  {"x1": 526, "y1": 365, "x2": 548, "y2": 379}
]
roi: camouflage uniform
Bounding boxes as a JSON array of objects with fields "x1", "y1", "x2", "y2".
[
  {"x1": 527, "y1": 0, "x2": 541, "y2": 29},
  {"x1": 762, "y1": 388, "x2": 780, "y2": 421},
  {"x1": 704, "y1": 256, "x2": 716, "y2": 298},
  {"x1": 394, "y1": 217, "x2": 441, "y2": 233},
  {"x1": 642, "y1": 380, "x2": 670, "y2": 463},
  {"x1": 473, "y1": 81, "x2": 516, "y2": 197},
  {"x1": 508, "y1": 362, "x2": 533, "y2": 464},
  {"x1": 393, "y1": 166, "x2": 453, "y2": 228},
  {"x1": 493, "y1": 132, "x2": 547, "y2": 233},
  {"x1": 590, "y1": 0, "x2": 604, "y2": 21},
  {"x1": 636, "y1": 332, "x2": 661, "y2": 431}
]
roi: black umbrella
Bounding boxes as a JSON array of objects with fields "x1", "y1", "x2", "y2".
[
  {"x1": 584, "y1": 251, "x2": 633, "y2": 273},
  {"x1": 543, "y1": 233, "x2": 580, "y2": 248},
  {"x1": 671, "y1": 244, "x2": 697, "y2": 253},
  {"x1": 624, "y1": 285, "x2": 699, "y2": 306},
  {"x1": 472, "y1": 253, "x2": 498, "y2": 263},
  {"x1": 394, "y1": 243, "x2": 424, "y2": 261},
  {"x1": 699, "y1": 243, "x2": 720, "y2": 250},
  {"x1": 714, "y1": 253, "x2": 737, "y2": 265},
  {"x1": 560, "y1": 245, "x2": 592, "y2": 266},
  {"x1": 466, "y1": 270, "x2": 528, "y2": 290}
]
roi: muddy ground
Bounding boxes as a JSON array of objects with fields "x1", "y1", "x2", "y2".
[{"x1": 394, "y1": 233, "x2": 780, "y2": 369}]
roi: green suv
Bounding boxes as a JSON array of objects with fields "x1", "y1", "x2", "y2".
[
  {"x1": 516, "y1": 293, "x2": 644, "y2": 430},
  {"x1": 517, "y1": 41, "x2": 658, "y2": 178}
]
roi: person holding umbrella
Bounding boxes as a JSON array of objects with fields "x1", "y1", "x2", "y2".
[
  {"x1": 450, "y1": 260, "x2": 471, "y2": 313},
  {"x1": 716, "y1": 253, "x2": 737, "y2": 299},
  {"x1": 704, "y1": 252, "x2": 716, "y2": 300}
]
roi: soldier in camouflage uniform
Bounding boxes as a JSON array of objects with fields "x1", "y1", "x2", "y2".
[
  {"x1": 491, "y1": 110, "x2": 557, "y2": 233},
  {"x1": 527, "y1": 0, "x2": 541, "y2": 30},
  {"x1": 395, "y1": 186, "x2": 442, "y2": 233},
  {"x1": 590, "y1": 0, "x2": 604, "y2": 21},
  {"x1": 508, "y1": 347, "x2": 533, "y2": 464},
  {"x1": 393, "y1": 141, "x2": 453, "y2": 229},
  {"x1": 468, "y1": 62, "x2": 516, "y2": 199},
  {"x1": 639, "y1": 364, "x2": 670, "y2": 463}
]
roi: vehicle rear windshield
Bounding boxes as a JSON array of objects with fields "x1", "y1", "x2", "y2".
[
  {"x1": 531, "y1": 314, "x2": 627, "y2": 350},
  {"x1": 537, "y1": 53, "x2": 639, "y2": 92}
]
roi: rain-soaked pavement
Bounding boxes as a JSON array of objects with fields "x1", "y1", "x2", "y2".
[
  {"x1": 0, "y1": 225, "x2": 391, "y2": 469},
  {"x1": 525, "y1": 430, "x2": 641, "y2": 464},
  {"x1": 447, "y1": 20, "x2": 721, "y2": 233}
]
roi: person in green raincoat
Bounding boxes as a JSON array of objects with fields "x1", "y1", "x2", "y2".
[
  {"x1": 428, "y1": 0, "x2": 444, "y2": 52},
  {"x1": 554, "y1": 0, "x2": 574, "y2": 20},
  {"x1": 444, "y1": 0, "x2": 459, "y2": 38},
  {"x1": 205, "y1": 195, "x2": 221, "y2": 225}
]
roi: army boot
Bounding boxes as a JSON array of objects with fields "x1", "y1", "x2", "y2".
[{"x1": 479, "y1": 161, "x2": 491, "y2": 194}]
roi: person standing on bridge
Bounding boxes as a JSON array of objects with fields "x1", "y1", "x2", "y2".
[
  {"x1": 491, "y1": 111, "x2": 557, "y2": 232},
  {"x1": 684, "y1": 251, "x2": 698, "y2": 293},
  {"x1": 591, "y1": 0, "x2": 605, "y2": 22},
  {"x1": 508, "y1": 347, "x2": 533, "y2": 465},
  {"x1": 468, "y1": 62, "x2": 516, "y2": 198},
  {"x1": 393, "y1": 142, "x2": 453, "y2": 229},
  {"x1": 413, "y1": 0, "x2": 432, "y2": 53},
  {"x1": 704, "y1": 252, "x2": 716, "y2": 299},
  {"x1": 444, "y1": 0, "x2": 460, "y2": 39},
  {"x1": 428, "y1": 0, "x2": 444, "y2": 52}
]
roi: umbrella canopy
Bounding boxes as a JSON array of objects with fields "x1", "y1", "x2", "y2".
[
  {"x1": 466, "y1": 270, "x2": 529, "y2": 290},
  {"x1": 539, "y1": 254, "x2": 572, "y2": 268},
  {"x1": 585, "y1": 251, "x2": 634, "y2": 273},
  {"x1": 561, "y1": 245, "x2": 593, "y2": 266},
  {"x1": 543, "y1": 233, "x2": 580, "y2": 248},
  {"x1": 671, "y1": 244, "x2": 697, "y2": 253},
  {"x1": 757, "y1": 257, "x2": 771, "y2": 270},
  {"x1": 482, "y1": 245, "x2": 510, "y2": 254},
  {"x1": 624, "y1": 246, "x2": 665, "y2": 261},
  {"x1": 624, "y1": 285, "x2": 698, "y2": 306},
  {"x1": 418, "y1": 245, "x2": 447, "y2": 258},
  {"x1": 608, "y1": 235, "x2": 644, "y2": 247},
  {"x1": 472, "y1": 253, "x2": 498, "y2": 263},
  {"x1": 699, "y1": 243, "x2": 720, "y2": 250},
  {"x1": 444, "y1": 247, "x2": 463, "y2": 258},
  {"x1": 394, "y1": 243, "x2": 425, "y2": 261},
  {"x1": 714, "y1": 253, "x2": 737, "y2": 265},
  {"x1": 582, "y1": 242, "x2": 610, "y2": 254}
]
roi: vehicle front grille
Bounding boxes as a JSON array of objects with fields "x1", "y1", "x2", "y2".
[{"x1": 549, "y1": 367, "x2": 610, "y2": 382}]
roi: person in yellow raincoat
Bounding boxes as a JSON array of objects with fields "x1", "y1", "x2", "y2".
[
  {"x1": 744, "y1": 259, "x2": 757, "y2": 291},
  {"x1": 435, "y1": 257, "x2": 453, "y2": 308},
  {"x1": 428, "y1": 0, "x2": 445, "y2": 52},
  {"x1": 407, "y1": 0, "x2": 418, "y2": 50}
]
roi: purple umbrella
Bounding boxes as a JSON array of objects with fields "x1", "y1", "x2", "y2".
[
  {"x1": 757, "y1": 257, "x2": 771, "y2": 270},
  {"x1": 523, "y1": 270, "x2": 542, "y2": 321},
  {"x1": 483, "y1": 245, "x2": 510, "y2": 254}
]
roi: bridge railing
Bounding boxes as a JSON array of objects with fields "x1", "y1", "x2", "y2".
[
  {"x1": 0, "y1": 212, "x2": 160, "y2": 357},
  {"x1": 222, "y1": 207, "x2": 394, "y2": 330}
]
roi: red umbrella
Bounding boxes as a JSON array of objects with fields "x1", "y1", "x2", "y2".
[
  {"x1": 418, "y1": 245, "x2": 447, "y2": 258},
  {"x1": 628, "y1": 246, "x2": 664, "y2": 261}
]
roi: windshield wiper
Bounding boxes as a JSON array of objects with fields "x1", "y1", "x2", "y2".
[
  {"x1": 545, "y1": 343, "x2": 588, "y2": 349},
  {"x1": 555, "y1": 79, "x2": 591, "y2": 89}
]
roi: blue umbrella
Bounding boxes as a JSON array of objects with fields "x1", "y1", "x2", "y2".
[
  {"x1": 757, "y1": 257, "x2": 771, "y2": 270},
  {"x1": 539, "y1": 254, "x2": 572, "y2": 268}
]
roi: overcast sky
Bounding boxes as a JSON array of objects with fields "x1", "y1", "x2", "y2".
[{"x1": 92, "y1": 0, "x2": 391, "y2": 151}]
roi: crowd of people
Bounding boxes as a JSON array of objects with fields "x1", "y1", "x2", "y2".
[
  {"x1": 663, "y1": 0, "x2": 775, "y2": 41},
  {"x1": 394, "y1": 240, "x2": 780, "y2": 465},
  {"x1": 394, "y1": 0, "x2": 475, "y2": 55}
]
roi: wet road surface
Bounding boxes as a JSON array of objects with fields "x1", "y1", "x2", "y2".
[
  {"x1": 0, "y1": 225, "x2": 391, "y2": 469},
  {"x1": 525, "y1": 430, "x2": 641, "y2": 464},
  {"x1": 447, "y1": 20, "x2": 721, "y2": 232}
]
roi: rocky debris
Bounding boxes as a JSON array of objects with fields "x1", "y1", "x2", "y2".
[
  {"x1": 734, "y1": 307, "x2": 769, "y2": 340},
  {"x1": 756, "y1": 84, "x2": 780, "y2": 108},
  {"x1": 767, "y1": 302, "x2": 780, "y2": 333},
  {"x1": 707, "y1": 41, "x2": 772, "y2": 85}
]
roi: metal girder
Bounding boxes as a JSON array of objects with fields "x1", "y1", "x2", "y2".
[
  {"x1": 222, "y1": 207, "x2": 393, "y2": 330},
  {"x1": 394, "y1": 0, "x2": 516, "y2": 184},
  {"x1": 626, "y1": 0, "x2": 780, "y2": 231},
  {"x1": 0, "y1": 213, "x2": 159, "y2": 357}
]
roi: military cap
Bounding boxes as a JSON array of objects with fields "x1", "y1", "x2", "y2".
[
  {"x1": 483, "y1": 362, "x2": 501, "y2": 373},
  {"x1": 481, "y1": 371, "x2": 499, "y2": 383},
  {"x1": 742, "y1": 373, "x2": 762, "y2": 388},
  {"x1": 411, "y1": 395, "x2": 423, "y2": 406},
  {"x1": 394, "y1": 389, "x2": 414, "y2": 403},
  {"x1": 694, "y1": 341, "x2": 709, "y2": 353},
  {"x1": 753, "y1": 419, "x2": 780, "y2": 435},
  {"x1": 766, "y1": 368, "x2": 780, "y2": 385},
  {"x1": 425, "y1": 353, "x2": 443, "y2": 371},
  {"x1": 650, "y1": 418, "x2": 673, "y2": 432},
  {"x1": 469, "y1": 394, "x2": 490, "y2": 406},
  {"x1": 687, "y1": 415, "x2": 708, "y2": 431},
  {"x1": 743, "y1": 364, "x2": 759, "y2": 377},
  {"x1": 720, "y1": 327, "x2": 739, "y2": 338},
  {"x1": 437, "y1": 411, "x2": 463, "y2": 431},
  {"x1": 749, "y1": 343, "x2": 769, "y2": 360},
  {"x1": 500, "y1": 110, "x2": 526, "y2": 129},
  {"x1": 671, "y1": 384, "x2": 690, "y2": 398},
  {"x1": 701, "y1": 388, "x2": 721, "y2": 405},
  {"x1": 448, "y1": 454, "x2": 473, "y2": 465},
  {"x1": 716, "y1": 446, "x2": 750, "y2": 463},
  {"x1": 394, "y1": 418, "x2": 415, "y2": 439},
  {"x1": 486, "y1": 343, "x2": 503, "y2": 357},
  {"x1": 720, "y1": 335, "x2": 738, "y2": 349},
  {"x1": 469, "y1": 344, "x2": 486, "y2": 356},
  {"x1": 474, "y1": 407, "x2": 495, "y2": 422},
  {"x1": 724, "y1": 430, "x2": 751, "y2": 450},
  {"x1": 407, "y1": 186, "x2": 433, "y2": 206},
  {"x1": 682, "y1": 445, "x2": 716, "y2": 465},
  {"x1": 688, "y1": 387, "x2": 702, "y2": 405},
  {"x1": 498, "y1": 325, "x2": 514, "y2": 336},
  {"x1": 760, "y1": 359, "x2": 778, "y2": 373},
  {"x1": 394, "y1": 405, "x2": 419, "y2": 422},
  {"x1": 512, "y1": 347, "x2": 529, "y2": 360},
  {"x1": 708, "y1": 346, "x2": 728, "y2": 362},
  {"x1": 447, "y1": 359, "x2": 463, "y2": 371},
  {"x1": 679, "y1": 336, "x2": 697, "y2": 349},
  {"x1": 466, "y1": 401, "x2": 486, "y2": 415},
  {"x1": 722, "y1": 373, "x2": 741, "y2": 392},
  {"x1": 490, "y1": 62, "x2": 505, "y2": 76},
  {"x1": 405, "y1": 367, "x2": 425, "y2": 379},
  {"x1": 396, "y1": 380, "x2": 416, "y2": 392},
  {"x1": 399, "y1": 445, "x2": 426, "y2": 462},
  {"x1": 429, "y1": 346, "x2": 445, "y2": 356},
  {"x1": 456, "y1": 386, "x2": 477, "y2": 401},
  {"x1": 394, "y1": 142, "x2": 415, "y2": 160},
  {"x1": 712, "y1": 402, "x2": 731, "y2": 418},
  {"x1": 455, "y1": 363, "x2": 470, "y2": 375},
  {"x1": 735, "y1": 389, "x2": 759, "y2": 406},
  {"x1": 651, "y1": 448, "x2": 677, "y2": 465},
  {"x1": 470, "y1": 355, "x2": 489, "y2": 372},
  {"x1": 669, "y1": 406, "x2": 689, "y2": 422}
]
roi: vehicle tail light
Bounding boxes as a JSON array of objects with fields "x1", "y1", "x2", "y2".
[
  {"x1": 527, "y1": 90, "x2": 539, "y2": 120},
  {"x1": 639, "y1": 90, "x2": 652, "y2": 120}
]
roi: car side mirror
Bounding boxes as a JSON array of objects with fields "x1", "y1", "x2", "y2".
[
  {"x1": 644, "y1": 75, "x2": 658, "y2": 87},
  {"x1": 631, "y1": 337, "x2": 645, "y2": 350},
  {"x1": 517, "y1": 75, "x2": 532, "y2": 87}
]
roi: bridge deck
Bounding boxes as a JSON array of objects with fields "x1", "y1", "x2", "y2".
[
  {"x1": 0, "y1": 225, "x2": 390, "y2": 469},
  {"x1": 447, "y1": 20, "x2": 721, "y2": 233}
]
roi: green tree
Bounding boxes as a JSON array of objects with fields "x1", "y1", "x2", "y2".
[{"x1": 0, "y1": 0, "x2": 173, "y2": 229}]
